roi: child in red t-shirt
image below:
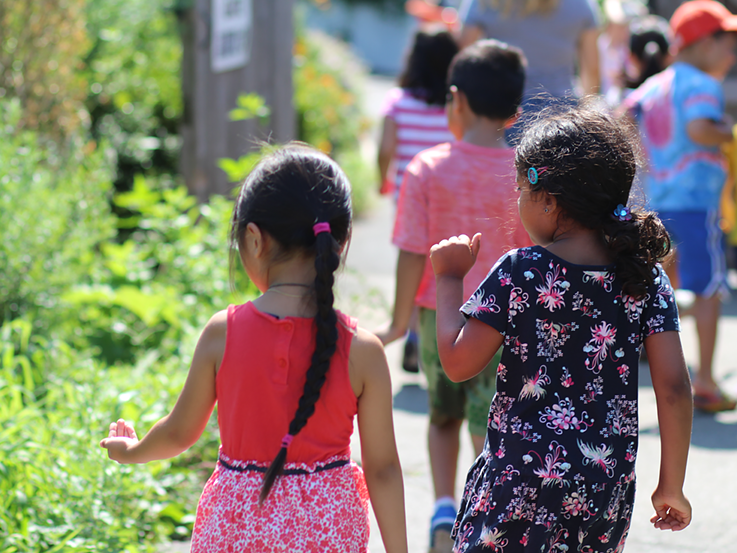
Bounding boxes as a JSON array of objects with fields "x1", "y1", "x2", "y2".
[{"x1": 378, "y1": 39, "x2": 530, "y2": 552}]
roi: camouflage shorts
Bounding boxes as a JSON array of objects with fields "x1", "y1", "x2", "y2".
[{"x1": 419, "y1": 308, "x2": 498, "y2": 437}]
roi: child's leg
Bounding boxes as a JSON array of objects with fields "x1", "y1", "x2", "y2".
[
  {"x1": 692, "y1": 293, "x2": 721, "y2": 392},
  {"x1": 428, "y1": 419, "x2": 463, "y2": 498},
  {"x1": 420, "y1": 307, "x2": 465, "y2": 498},
  {"x1": 419, "y1": 308, "x2": 465, "y2": 551},
  {"x1": 663, "y1": 210, "x2": 734, "y2": 411},
  {"x1": 402, "y1": 306, "x2": 421, "y2": 373}
]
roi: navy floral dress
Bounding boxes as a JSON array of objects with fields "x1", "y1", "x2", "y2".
[{"x1": 452, "y1": 246, "x2": 680, "y2": 553}]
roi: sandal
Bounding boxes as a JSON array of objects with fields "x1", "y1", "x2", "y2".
[{"x1": 693, "y1": 388, "x2": 737, "y2": 413}]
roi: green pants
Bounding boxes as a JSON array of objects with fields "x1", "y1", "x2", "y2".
[{"x1": 419, "y1": 308, "x2": 499, "y2": 437}]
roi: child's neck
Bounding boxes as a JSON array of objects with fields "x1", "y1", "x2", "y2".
[
  {"x1": 462, "y1": 118, "x2": 509, "y2": 149},
  {"x1": 544, "y1": 226, "x2": 613, "y2": 266},
  {"x1": 252, "y1": 256, "x2": 318, "y2": 318},
  {"x1": 675, "y1": 50, "x2": 711, "y2": 75}
]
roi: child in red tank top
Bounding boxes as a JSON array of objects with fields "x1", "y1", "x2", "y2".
[{"x1": 100, "y1": 146, "x2": 408, "y2": 553}]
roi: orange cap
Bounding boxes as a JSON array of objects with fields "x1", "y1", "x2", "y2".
[{"x1": 670, "y1": 0, "x2": 737, "y2": 51}]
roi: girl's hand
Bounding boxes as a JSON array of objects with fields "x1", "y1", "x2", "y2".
[
  {"x1": 100, "y1": 419, "x2": 139, "y2": 464},
  {"x1": 430, "y1": 233, "x2": 481, "y2": 280},
  {"x1": 650, "y1": 487, "x2": 692, "y2": 531}
]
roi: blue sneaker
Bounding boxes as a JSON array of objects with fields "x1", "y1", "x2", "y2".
[{"x1": 429, "y1": 503, "x2": 457, "y2": 553}]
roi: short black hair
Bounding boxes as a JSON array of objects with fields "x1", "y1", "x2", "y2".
[
  {"x1": 447, "y1": 39, "x2": 526, "y2": 120},
  {"x1": 399, "y1": 29, "x2": 459, "y2": 106}
]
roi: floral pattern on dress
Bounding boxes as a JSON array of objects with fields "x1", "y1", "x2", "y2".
[
  {"x1": 455, "y1": 246, "x2": 679, "y2": 553},
  {"x1": 191, "y1": 449, "x2": 369, "y2": 553}
]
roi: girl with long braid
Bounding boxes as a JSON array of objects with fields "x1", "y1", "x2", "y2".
[{"x1": 100, "y1": 146, "x2": 408, "y2": 553}]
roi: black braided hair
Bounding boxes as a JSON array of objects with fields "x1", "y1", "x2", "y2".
[
  {"x1": 228, "y1": 144, "x2": 352, "y2": 504},
  {"x1": 515, "y1": 101, "x2": 671, "y2": 299}
]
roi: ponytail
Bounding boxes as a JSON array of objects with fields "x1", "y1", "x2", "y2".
[
  {"x1": 259, "y1": 223, "x2": 341, "y2": 505},
  {"x1": 514, "y1": 102, "x2": 673, "y2": 299},
  {"x1": 601, "y1": 211, "x2": 672, "y2": 299},
  {"x1": 627, "y1": 15, "x2": 670, "y2": 90}
]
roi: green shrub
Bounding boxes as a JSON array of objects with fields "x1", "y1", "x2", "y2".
[
  {"x1": 84, "y1": 0, "x2": 183, "y2": 190},
  {"x1": 0, "y1": 99, "x2": 116, "y2": 329},
  {"x1": 61, "y1": 175, "x2": 255, "y2": 366},
  {"x1": 0, "y1": 318, "x2": 205, "y2": 552}
]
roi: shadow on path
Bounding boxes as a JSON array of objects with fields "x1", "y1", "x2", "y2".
[
  {"x1": 393, "y1": 383, "x2": 429, "y2": 414},
  {"x1": 641, "y1": 411, "x2": 737, "y2": 450}
]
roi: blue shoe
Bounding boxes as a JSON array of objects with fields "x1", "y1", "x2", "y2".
[{"x1": 429, "y1": 503, "x2": 457, "y2": 552}]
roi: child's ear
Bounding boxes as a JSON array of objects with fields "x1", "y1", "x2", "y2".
[
  {"x1": 245, "y1": 222, "x2": 267, "y2": 258},
  {"x1": 454, "y1": 87, "x2": 469, "y2": 115},
  {"x1": 542, "y1": 191, "x2": 558, "y2": 214}
]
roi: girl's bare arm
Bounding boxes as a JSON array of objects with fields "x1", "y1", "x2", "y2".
[
  {"x1": 351, "y1": 328, "x2": 408, "y2": 553},
  {"x1": 431, "y1": 234, "x2": 504, "y2": 382},
  {"x1": 100, "y1": 310, "x2": 225, "y2": 463},
  {"x1": 644, "y1": 330, "x2": 693, "y2": 531}
]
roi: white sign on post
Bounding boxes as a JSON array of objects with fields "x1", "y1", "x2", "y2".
[{"x1": 211, "y1": 0, "x2": 252, "y2": 73}]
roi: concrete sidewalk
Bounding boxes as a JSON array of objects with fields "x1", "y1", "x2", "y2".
[{"x1": 338, "y1": 194, "x2": 737, "y2": 553}]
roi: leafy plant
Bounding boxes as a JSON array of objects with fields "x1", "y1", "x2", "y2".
[
  {"x1": 0, "y1": 0, "x2": 90, "y2": 137},
  {"x1": 61, "y1": 174, "x2": 255, "y2": 365},
  {"x1": 84, "y1": 0, "x2": 183, "y2": 190},
  {"x1": 0, "y1": 318, "x2": 208, "y2": 552},
  {"x1": 0, "y1": 99, "x2": 116, "y2": 329}
]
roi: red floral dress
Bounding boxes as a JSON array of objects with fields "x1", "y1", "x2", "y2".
[{"x1": 190, "y1": 302, "x2": 370, "y2": 552}]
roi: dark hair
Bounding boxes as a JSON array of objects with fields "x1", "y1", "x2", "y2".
[
  {"x1": 626, "y1": 15, "x2": 670, "y2": 89},
  {"x1": 229, "y1": 145, "x2": 352, "y2": 504},
  {"x1": 447, "y1": 38, "x2": 526, "y2": 120},
  {"x1": 515, "y1": 102, "x2": 671, "y2": 299},
  {"x1": 399, "y1": 28, "x2": 459, "y2": 105}
]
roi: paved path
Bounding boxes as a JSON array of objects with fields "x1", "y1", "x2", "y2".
[{"x1": 339, "y1": 195, "x2": 737, "y2": 553}]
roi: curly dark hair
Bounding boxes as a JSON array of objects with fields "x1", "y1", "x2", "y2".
[
  {"x1": 515, "y1": 101, "x2": 671, "y2": 298},
  {"x1": 399, "y1": 28, "x2": 459, "y2": 105},
  {"x1": 229, "y1": 145, "x2": 352, "y2": 504}
]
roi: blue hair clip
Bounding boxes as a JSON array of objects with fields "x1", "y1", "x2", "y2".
[
  {"x1": 527, "y1": 166, "x2": 548, "y2": 185},
  {"x1": 613, "y1": 204, "x2": 632, "y2": 222}
]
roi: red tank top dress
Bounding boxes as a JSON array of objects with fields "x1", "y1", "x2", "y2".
[{"x1": 190, "y1": 302, "x2": 370, "y2": 553}]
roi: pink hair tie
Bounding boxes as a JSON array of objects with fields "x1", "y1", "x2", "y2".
[
  {"x1": 281, "y1": 434, "x2": 294, "y2": 448},
  {"x1": 313, "y1": 222, "x2": 331, "y2": 236}
]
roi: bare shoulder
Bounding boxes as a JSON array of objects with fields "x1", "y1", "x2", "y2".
[
  {"x1": 348, "y1": 326, "x2": 391, "y2": 397},
  {"x1": 197, "y1": 309, "x2": 228, "y2": 372}
]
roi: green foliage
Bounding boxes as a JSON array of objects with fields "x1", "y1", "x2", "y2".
[
  {"x1": 335, "y1": 148, "x2": 377, "y2": 217},
  {"x1": 0, "y1": 98, "x2": 251, "y2": 549},
  {"x1": 0, "y1": 0, "x2": 90, "y2": 137},
  {"x1": 84, "y1": 0, "x2": 183, "y2": 190},
  {"x1": 0, "y1": 168, "x2": 242, "y2": 550},
  {"x1": 0, "y1": 318, "x2": 207, "y2": 552},
  {"x1": 228, "y1": 93, "x2": 271, "y2": 124},
  {"x1": 0, "y1": 99, "x2": 116, "y2": 327},
  {"x1": 62, "y1": 175, "x2": 255, "y2": 365}
]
